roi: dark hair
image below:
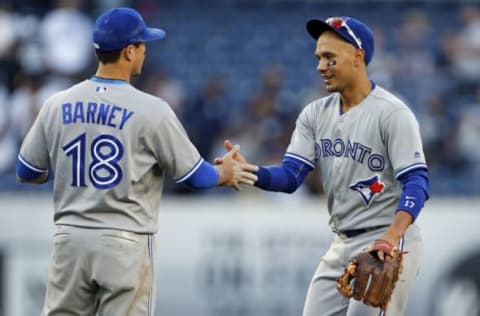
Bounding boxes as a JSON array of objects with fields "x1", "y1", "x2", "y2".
[{"x1": 95, "y1": 42, "x2": 142, "y2": 64}]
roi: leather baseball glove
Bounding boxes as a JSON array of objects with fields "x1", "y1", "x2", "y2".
[{"x1": 336, "y1": 239, "x2": 403, "y2": 312}]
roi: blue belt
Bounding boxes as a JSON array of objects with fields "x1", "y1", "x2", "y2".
[{"x1": 340, "y1": 225, "x2": 389, "y2": 238}]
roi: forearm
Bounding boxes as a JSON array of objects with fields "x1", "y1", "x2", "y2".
[
  {"x1": 254, "y1": 166, "x2": 298, "y2": 193},
  {"x1": 382, "y1": 168, "x2": 430, "y2": 246},
  {"x1": 395, "y1": 169, "x2": 429, "y2": 221},
  {"x1": 179, "y1": 159, "x2": 219, "y2": 189},
  {"x1": 181, "y1": 156, "x2": 257, "y2": 190},
  {"x1": 254, "y1": 157, "x2": 313, "y2": 193},
  {"x1": 381, "y1": 211, "x2": 413, "y2": 246}
]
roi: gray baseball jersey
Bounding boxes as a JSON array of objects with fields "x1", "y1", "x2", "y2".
[
  {"x1": 19, "y1": 77, "x2": 201, "y2": 233},
  {"x1": 290, "y1": 85, "x2": 426, "y2": 316},
  {"x1": 286, "y1": 85, "x2": 427, "y2": 232}
]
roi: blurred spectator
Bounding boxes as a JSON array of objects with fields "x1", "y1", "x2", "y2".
[
  {"x1": 298, "y1": 78, "x2": 328, "y2": 108},
  {"x1": 0, "y1": 5, "x2": 16, "y2": 59},
  {"x1": 15, "y1": 14, "x2": 44, "y2": 75},
  {"x1": 94, "y1": 0, "x2": 133, "y2": 15},
  {"x1": 240, "y1": 65, "x2": 290, "y2": 164},
  {"x1": 9, "y1": 73, "x2": 43, "y2": 145},
  {"x1": 141, "y1": 67, "x2": 187, "y2": 115},
  {"x1": 420, "y1": 95, "x2": 457, "y2": 170},
  {"x1": 394, "y1": 9, "x2": 436, "y2": 75},
  {"x1": 0, "y1": 3, "x2": 21, "y2": 93},
  {"x1": 392, "y1": 10, "x2": 437, "y2": 113},
  {"x1": 452, "y1": 5, "x2": 480, "y2": 93},
  {"x1": 457, "y1": 85, "x2": 480, "y2": 173},
  {"x1": 434, "y1": 30, "x2": 458, "y2": 76},
  {"x1": 184, "y1": 75, "x2": 230, "y2": 161},
  {"x1": 10, "y1": 72, "x2": 70, "y2": 146},
  {"x1": 439, "y1": 122, "x2": 467, "y2": 175},
  {"x1": 367, "y1": 26, "x2": 395, "y2": 90},
  {"x1": 40, "y1": 0, "x2": 93, "y2": 77},
  {"x1": 0, "y1": 84, "x2": 16, "y2": 174}
]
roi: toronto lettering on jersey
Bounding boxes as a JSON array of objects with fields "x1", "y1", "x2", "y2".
[
  {"x1": 62, "y1": 101, "x2": 134, "y2": 130},
  {"x1": 317, "y1": 138, "x2": 385, "y2": 171}
]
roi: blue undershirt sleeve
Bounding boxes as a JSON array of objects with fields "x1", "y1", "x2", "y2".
[
  {"x1": 396, "y1": 168, "x2": 430, "y2": 221},
  {"x1": 181, "y1": 160, "x2": 219, "y2": 189},
  {"x1": 254, "y1": 156, "x2": 314, "y2": 193}
]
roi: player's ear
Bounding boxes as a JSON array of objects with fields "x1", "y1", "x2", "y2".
[
  {"x1": 124, "y1": 45, "x2": 136, "y2": 62},
  {"x1": 354, "y1": 49, "x2": 365, "y2": 68}
]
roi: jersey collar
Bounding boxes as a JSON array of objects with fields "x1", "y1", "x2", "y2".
[{"x1": 90, "y1": 76, "x2": 129, "y2": 85}]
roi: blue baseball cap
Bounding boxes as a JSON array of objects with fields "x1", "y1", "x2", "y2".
[
  {"x1": 93, "y1": 7, "x2": 166, "y2": 51},
  {"x1": 306, "y1": 16, "x2": 375, "y2": 65}
]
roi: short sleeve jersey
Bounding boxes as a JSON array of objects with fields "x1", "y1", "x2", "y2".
[
  {"x1": 286, "y1": 85, "x2": 427, "y2": 231},
  {"x1": 19, "y1": 78, "x2": 201, "y2": 233}
]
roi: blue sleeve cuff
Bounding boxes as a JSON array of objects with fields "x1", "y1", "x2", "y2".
[
  {"x1": 16, "y1": 155, "x2": 48, "y2": 181},
  {"x1": 181, "y1": 160, "x2": 219, "y2": 189},
  {"x1": 396, "y1": 169, "x2": 430, "y2": 221}
]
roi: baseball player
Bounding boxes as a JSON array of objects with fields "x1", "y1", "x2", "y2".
[
  {"x1": 219, "y1": 16, "x2": 429, "y2": 316},
  {"x1": 16, "y1": 7, "x2": 258, "y2": 316}
]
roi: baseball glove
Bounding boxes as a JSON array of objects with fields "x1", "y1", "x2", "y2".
[{"x1": 336, "y1": 239, "x2": 403, "y2": 312}]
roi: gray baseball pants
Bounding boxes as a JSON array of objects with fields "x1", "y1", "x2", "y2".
[
  {"x1": 42, "y1": 225, "x2": 156, "y2": 316},
  {"x1": 302, "y1": 224, "x2": 422, "y2": 316}
]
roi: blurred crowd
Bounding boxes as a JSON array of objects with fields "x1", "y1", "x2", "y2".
[{"x1": 0, "y1": 0, "x2": 479, "y2": 196}]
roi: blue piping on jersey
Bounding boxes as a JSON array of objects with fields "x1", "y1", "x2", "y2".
[
  {"x1": 147, "y1": 235, "x2": 153, "y2": 316},
  {"x1": 16, "y1": 154, "x2": 48, "y2": 181},
  {"x1": 395, "y1": 163, "x2": 428, "y2": 179},
  {"x1": 17, "y1": 160, "x2": 44, "y2": 180},
  {"x1": 175, "y1": 158, "x2": 204, "y2": 183},
  {"x1": 90, "y1": 76, "x2": 129, "y2": 85},
  {"x1": 17, "y1": 154, "x2": 48, "y2": 173},
  {"x1": 284, "y1": 152, "x2": 316, "y2": 169},
  {"x1": 180, "y1": 159, "x2": 220, "y2": 189}
]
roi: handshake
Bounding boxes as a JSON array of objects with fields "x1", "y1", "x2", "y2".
[{"x1": 214, "y1": 140, "x2": 258, "y2": 190}]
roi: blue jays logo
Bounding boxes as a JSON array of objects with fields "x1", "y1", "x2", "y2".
[{"x1": 350, "y1": 175, "x2": 385, "y2": 207}]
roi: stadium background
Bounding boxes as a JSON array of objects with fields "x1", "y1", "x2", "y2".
[{"x1": 0, "y1": 0, "x2": 479, "y2": 315}]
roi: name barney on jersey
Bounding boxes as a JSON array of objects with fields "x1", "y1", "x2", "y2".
[
  {"x1": 62, "y1": 101, "x2": 134, "y2": 129},
  {"x1": 316, "y1": 138, "x2": 385, "y2": 171}
]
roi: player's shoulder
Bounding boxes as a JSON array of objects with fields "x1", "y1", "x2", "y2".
[
  {"x1": 295, "y1": 94, "x2": 339, "y2": 127},
  {"x1": 128, "y1": 85, "x2": 174, "y2": 116},
  {"x1": 369, "y1": 85, "x2": 412, "y2": 114},
  {"x1": 370, "y1": 85, "x2": 420, "y2": 128},
  {"x1": 302, "y1": 93, "x2": 339, "y2": 114},
  {"x1": 123, "y1": 86, "x2": 181, "y2": 132},
  {"x1": 131, "y1": 86, "x2": 169, "y2": 107},
  {"x1": 40, "y1": 81, "x2": 86, "y2": 111}
]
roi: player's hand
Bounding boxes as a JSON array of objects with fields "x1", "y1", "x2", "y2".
[
  {"x1": 376, "y1": 211, "x2": 412, "y2": 261},
  {"x1": 216, "y1": 143, "x2": 258, "y2": 190},
  {"x1": 214, "y1": 139, "x2": 248, "y2": 164},
  {"x1": 367, "y1": 239, "x2": 397, "y2": 262}
]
